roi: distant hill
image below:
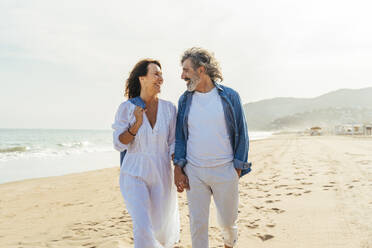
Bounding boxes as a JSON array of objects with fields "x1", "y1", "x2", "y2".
[{"x1": 244, "y1": 87, "x2": 372, "y2": 131}]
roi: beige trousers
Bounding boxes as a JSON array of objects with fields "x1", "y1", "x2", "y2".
[{"x1": 184, "y1": 162, "x2": 239, "y2": 248}]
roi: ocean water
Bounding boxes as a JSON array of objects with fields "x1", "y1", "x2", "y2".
[
  {"x1": 0, "y1": 129, "x2": 271, "y2": 184},
  {"x1": 0, "y1": 129, "x2": 112, "y2": 162}
]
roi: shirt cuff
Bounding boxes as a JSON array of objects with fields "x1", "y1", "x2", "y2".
[
  {"x1": 233, "y1": 159, "x2": 251, "y2": 170},
  {"x1": 173, "y1": 158, "x2": 187, "y2": 168},
  {"x1": 113, "y1": 129, "x2": 128, "y2": 152}
]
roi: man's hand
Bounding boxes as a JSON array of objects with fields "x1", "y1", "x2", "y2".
[
  {"x1": 174, "y1": 166, "x2": 190, "y2": 192},
  {"x1": 235, "y1": 168, "x2": 241, "y2": 177}
]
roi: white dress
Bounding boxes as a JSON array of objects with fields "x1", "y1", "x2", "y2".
[{"x1": 112, "y1": 99, "x2": 179, "y2": 248}]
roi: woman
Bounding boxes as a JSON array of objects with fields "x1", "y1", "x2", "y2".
[{"x1": 112, "y1": 59, "x2": 179, "y2": 247}]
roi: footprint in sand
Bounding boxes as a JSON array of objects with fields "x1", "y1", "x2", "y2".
[
  {"x1": 271, "y1": 207, "x2": 285, "y2": 213},
  {"x1": 62, "y1": 236, "x2": 73, "y2": 239},
  {"x1": 274, "y1": 185, "x2": 288, "y2": 189},
  {"x1": 81, "y1": 242, "x2": 95, "y2": 247},
  {"x1": 301, "y1": 182, "x2": 313, "y2": 185},
  {"x1": 295, "y1": 172, "x2": 307, "y2": 176},
  {"x1": 210, "y1": 226, "x2": 219, "y2": 231},
  {"x1": 246, "y1": 224, "x2": 259, "y2": 229},
  {"x1": 255, "y1": 233, "x2": 275, "y2": 241}
]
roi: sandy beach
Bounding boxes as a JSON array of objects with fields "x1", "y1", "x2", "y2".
[{"x1": 0, "y1": 134, "x2": 371, "y2": 248}]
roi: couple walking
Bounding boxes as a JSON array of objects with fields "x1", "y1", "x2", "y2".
[{"x1": 112, "y1": 47, "x2": 251, "y2": 248}]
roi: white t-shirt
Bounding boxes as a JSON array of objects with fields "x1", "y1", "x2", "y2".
[{"x1": 186, "y1": 87, "x2": 233, "y2": 167}]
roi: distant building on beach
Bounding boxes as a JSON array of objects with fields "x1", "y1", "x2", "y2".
[
  {"x1": 364, "y1": 125, "x2": 372, "y2": 135},
  {"x1": 310, "y1": 127, "x2": 322, "y2": 136},
  {"x1": 334, "y1": 124, "x2": 372, "y2": 135}
]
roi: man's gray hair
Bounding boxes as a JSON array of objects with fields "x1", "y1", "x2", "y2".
[{"x1": 181, "y1": 47, "x2": 223, "y2": 82}]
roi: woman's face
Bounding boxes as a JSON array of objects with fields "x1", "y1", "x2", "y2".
[{"x1": 140, "y1": 63, "x2": 163, "y2": 95}]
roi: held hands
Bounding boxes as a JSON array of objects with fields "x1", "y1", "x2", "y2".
[{"x1": 174, "y1": 166, "x2": 190, "y2": 193}]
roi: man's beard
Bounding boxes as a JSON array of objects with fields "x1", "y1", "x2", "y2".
[{"x1": 186, "y1": 76, "x2": 200, "y2": 92}]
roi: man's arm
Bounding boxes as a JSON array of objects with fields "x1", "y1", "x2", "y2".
[
  {"x1": 173, "y1": 95, "x2": 190, "y2": 192},
  {"x1": 173, "y1": 96, "x2": 187, "y2": 168},
  {"x1": 231, "y1": 91, "x2": 250, "y2": 172}
]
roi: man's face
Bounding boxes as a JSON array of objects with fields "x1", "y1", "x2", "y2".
[{"x1": 181, "y1": 58, "x2": 200, "y2": 92}]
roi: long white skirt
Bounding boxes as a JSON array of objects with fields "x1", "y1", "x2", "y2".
[{"x1": 119, "y1": 162, "x2": 179, "y2": 248}]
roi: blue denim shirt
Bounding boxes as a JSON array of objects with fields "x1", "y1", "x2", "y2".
[
  {"x1": 173, "y1": 82, "x2": 251, "y2": 177},
  {"x1": 119, "y1": 97, "x2": 146, "y2": 166}
]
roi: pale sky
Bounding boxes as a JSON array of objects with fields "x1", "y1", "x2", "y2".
[{"x1": 1, "y1": 0, "x2": 371, "y2": 129}]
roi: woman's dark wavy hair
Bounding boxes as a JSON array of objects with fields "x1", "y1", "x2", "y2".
[{"x1": 125, "y1": 59, "x2": 161, "y2": 99}]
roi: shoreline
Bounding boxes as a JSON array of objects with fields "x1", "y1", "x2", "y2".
[
  {"x1": 0, "y1": 151, "x2": 118, "y2": 185},
  {"x1": 0, "y1": 132, "x2": 272, "y2": 185}
]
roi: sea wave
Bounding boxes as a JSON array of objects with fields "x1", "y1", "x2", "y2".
[
  {"x1": 0, "y1": 146, "x2": 29, "y2": 153},
  {"x1": 57, "y1": 141, "x2": 90, "y2": 148},
  {"x1": 0, "y1": 145, "x2": 113, "y2": 162},
  {"x1": 250, "y1": 131, "x2": 273, "y2": 140},
  {"x1": 0, "y1": 129, "x2": 113, "y2": 162}
]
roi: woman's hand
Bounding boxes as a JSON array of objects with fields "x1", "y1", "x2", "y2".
[
  {"x1": 133, "y1": 106, "x2": 145, "y2": 126},
  {"x1": 119, "y1": 106, "x2": 145, "y2": 144}
]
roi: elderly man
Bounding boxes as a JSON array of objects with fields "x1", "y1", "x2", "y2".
[{"x1": 173, "y1": 47, "x2": 251, "y2": 248}]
